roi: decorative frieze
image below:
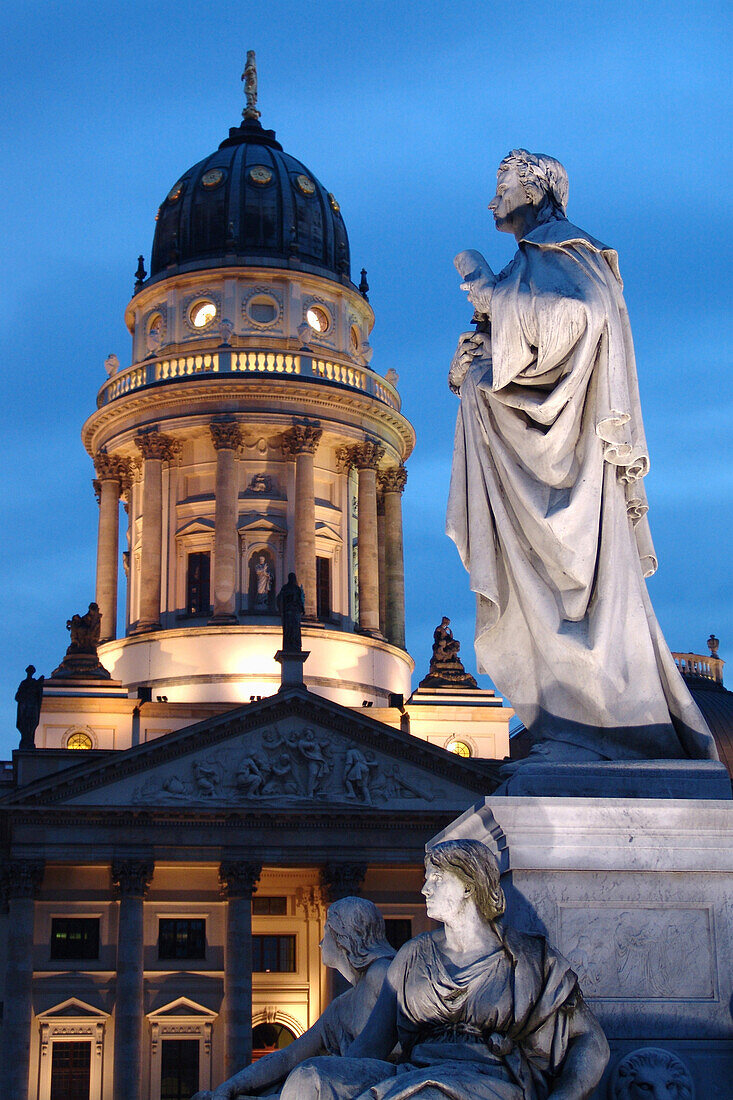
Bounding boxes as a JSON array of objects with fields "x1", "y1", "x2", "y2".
[
  {"x1": 281, "y1": 423, "x2": 323, "y2": 456},
  {"x1": 111, "y1": 859, "x2": 154, "y2": 898},
  {"x1": 210, "y1": 420, "x2": 243, "y2": 451},
  {"x1": 218, "y1": 860, "x2": 262, "y2": 899}
]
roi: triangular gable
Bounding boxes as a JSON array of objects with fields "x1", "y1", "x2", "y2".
[
  {"x1": 6, "y1": 688, "x2": 500, "y2": 812},
  {"x1": 37, "y1": 997, "x2": 109, "y2": 1021},
  {"x1": 237, "y1": 513, "x2": 287, "y2": 533},
  {"x1": 148, "y1": 996, "x2": 217, "y2": 1022},
  {"x1": 176, "y1": 518, "x2": 216, "y2": 536},
  {"x1": 315, "y1": 522, "x2": 342, "y2": 544}
]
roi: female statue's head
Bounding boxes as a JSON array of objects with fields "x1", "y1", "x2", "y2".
[
  {"x1": 322, "y1": 896, "x2": 396, "y2": 974},
  {"x1": 425, "y1": 839, "x2": 505, "y2": 922},
  {"x1": 498, "y1": 149, "x2": 569, "y2": 220}
]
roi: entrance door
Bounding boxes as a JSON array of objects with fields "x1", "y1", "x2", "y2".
[
  {"x1": 50, "y1": 1041, "x2": 91, "y2": 1100},
  {"x1": 160, "y1": 1038, "x2": 200, "y2": 1100}
]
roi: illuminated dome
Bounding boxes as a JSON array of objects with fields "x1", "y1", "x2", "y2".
[{"x1": 149, "y1": 117, "x2": 351, "y2": 286}]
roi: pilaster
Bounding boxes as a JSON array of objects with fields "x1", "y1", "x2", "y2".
[
  {"x1": 0, "y1": 859, "x2": 44, "y2": 1100},
  {"x1": 219, "y1": 860, "x2": 262, "y2": 1076},
  {"x1": 111, "y1": 859, "x2": 154, "y2": 1100}
]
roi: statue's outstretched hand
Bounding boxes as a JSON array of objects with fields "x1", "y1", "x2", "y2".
[
  {"x1": 449, "y1": 331, "x2": 490, "y2": 394},
  {"x1": 455, "y1": 249, "x2": 496, "y2": 314}
]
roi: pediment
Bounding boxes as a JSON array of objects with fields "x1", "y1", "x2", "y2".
[
  {"x1": 148, "y1": 996, "x2": 217, "y2": 1021},
  {"x1": 238, "y1": 512, "x2": 287, "y2": 533},
  {"x1": 176, "y1": 518, "x2": 215, "y2": 536},
  {"x1": 37, "y1": 997, "x2": 109, "y2": 1021},
  {"x1": 315, "y1": 522, "x2": 342, "y2": 543},
  {"x1": 8, "y1": 689, "x2": 500, "y2": 812}
]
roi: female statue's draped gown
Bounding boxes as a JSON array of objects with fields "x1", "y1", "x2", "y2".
[{"x1": 447, "y1": 217, "x2": 717, "y2": 761}]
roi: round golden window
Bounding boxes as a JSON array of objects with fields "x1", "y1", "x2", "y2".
[
  {"x1": 445, "y1": 739, "x2": 471, "y2": 758},
  {"x1": 306, "y1": 306, "x2": 330, "y2": 334},
  {"x1": 67, "y1": 731, "x2": 93, "y2": 750},
  {"x1": 190, "y1": 299, "x2": 218, "y2": 329},
  {"x1": 167, "y1": 179, "x2": 185, "y2": 202},
  {"x1": 201, "y1": 168, "x2": 226, "y2": 189}
]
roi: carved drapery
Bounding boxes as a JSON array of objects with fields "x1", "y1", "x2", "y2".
[
  {"x1": 219, "y1": 860, "x2": 262, "y2": 1076},
  {"x1": 282, "y1": 423, "x2": 323, "y2": 618},
  {"x1": 378, "y1": 465, "x2": 408, "y2": 648},
  {"x1": 210, "y1": 421, "x2": 243, "y2": 622}
]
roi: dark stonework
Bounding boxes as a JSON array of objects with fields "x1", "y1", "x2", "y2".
[
  {"x1": 1, "y1": 859, "x2": 45, "y2": 901},
  {"x1": 51, "y1": 602, "x2": 112, "y2": 680},
  {"x1": 419, "y1": 616, "x2": 478, "y2": 689},
  {"x1": 15, "y1": 665, "x2": 44, "y2": 749},
  {"x1": 276, "y1": 573, "x2": 305, "y2": 652},
  {"x1": 320, "y1": 861, "x2": 367, "y2": 902},
  {"x1": 218, "y1": 860, "x2": 262, "y2": 898},
  {"x1": 111, "y1": 859, "x2": 154, "y2": 898}
]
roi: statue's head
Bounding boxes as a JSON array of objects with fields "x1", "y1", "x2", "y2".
[
  {"x1": 25, "y1": 665, "x2": 36, "y2": 676},
  {"x1": 612, "y1": 1048, "x2": 694, "y2": 1100},
  {"x1": 324, "y1": 896, "x2": 395, "y2": 972},
  {"x1": 425, "y1": 839, "x2": 505, "y2": 922},
  {"x1": 490, "y1": 150, "x2": 568, "y2": 234}
]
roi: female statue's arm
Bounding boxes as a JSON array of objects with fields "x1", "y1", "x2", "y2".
[
  {"x1": 194, "y1": 1020, "x2": 329, "y2": 1100},
  {"x1": 546, "y1": 999, "x2": 609, "y2": 1100},
  {"x1": 345, "y1": 979, "x2": 398, "y2": 1060}
]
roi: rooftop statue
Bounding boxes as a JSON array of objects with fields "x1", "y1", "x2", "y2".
[
  {"x1": 191, "y1": 897, "x2": 395, "y2": 1100},
  {"x1": 277, "y1": 573, "x2": 305, "y2": 652},
  {"x1": 419, "y1": 616, "x2": 478, "y2": 689},
  {"x1": 15, "y1": 665, "x2": 44, "y2": 749},
  {"x1": 279, "y1": 839, "x2": 609, "y2": 1100},
  {"x1": 447, "y1": 150, "x2": 718, "y2": 764}
]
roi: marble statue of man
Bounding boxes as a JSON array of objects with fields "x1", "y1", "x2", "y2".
[{"x1": 447, "y1": 149, "x2": 717, "y2": 763}]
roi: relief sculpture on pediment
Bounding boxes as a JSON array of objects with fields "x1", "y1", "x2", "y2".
[{"x1": 131, "y1": 724, "x2": 440, "y2": 806}]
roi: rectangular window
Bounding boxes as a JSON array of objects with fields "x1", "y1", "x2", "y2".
[
  {"x1": 252, "y1": 934, "x2": 296, "y2": 972},
  {"x1": 252, "y1": 896, "x2": 287, "y2": 916},
  {"x1": 316, "y1": 556, "x2": 331, "y2": 621},
  {"x1": 50, "y1": 918, "x2": 100, "y2": 960},
  {"x1": 160, "y1": 1038, "x2": 199, "y2": 1100},
  {"x1": 158, "y1": 918, "x2": 206, "y2": 960},
  {"x1": 50, "y1": 1040, "x2": 91, "y2": 1100},
  {"x1": 186, "y1": 552, "x2": 211, "y2": 616},
  {"x1": 385, "y1": 918, "x2": 413, "y2": 952}
]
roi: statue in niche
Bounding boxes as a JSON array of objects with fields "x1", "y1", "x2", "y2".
[
  {"x1": 277, "y1": 573, "x2": 305, "y2": 651},
  {"x1": 191, "y1": 897, "x2": 395, "y2": 1100},
  {"x1": 15, "y1": 665, "x2": 44, "y2": 749},
  {"x1": 343, "y1": 748, "x2": 378, "y2": 804},
  {"x1": 447, "y1": 149, "x2": 717, "y2": 764},
  {"x1": 249, "y1": 550, "x2": 275, "y2": 611},
  {"x1": 277, "y1": 839, "x2": 609, "y2": 1100},
  {"x1": 420, "y1": 616, "x2": 478, "y2": 689}
]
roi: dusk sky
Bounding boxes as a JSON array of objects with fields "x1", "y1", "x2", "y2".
[{"x1": 1, "y1": 0, "x2": 730, "y2": 757}]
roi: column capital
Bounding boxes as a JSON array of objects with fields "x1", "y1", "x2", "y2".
[
  {"x1": 111, "y1": 859, "x2": 154, "y2": 898},
  {"x1": 320, "y1": 861, "x2": 367, "y2": 902},
  {"x1": 338, "y1": 440, "x2": 384, "y2": 471},
  {"x1": 1, "y1": 859, "x2": 44, "y2": 900},
  {"x1": 281, "y1": 423, "x2": 323, "y2": 457},
  {"x1": 218, "y1": 860, "x2": 262, "y2": 899},
  {"x1": 93, "y1": 452, "x2": 131, "y2": 484},
  {"x1": 134, "y1": 431, "x2": 179, "y2": 462},
  {"x1": 378, "y1": 464, "x2": 408, "y2": 494},
  {"x1": 210, "y1": 420, "x2": 243, "y2": 451},
  {"x1": 295, "y1": 884, "x2": 327, "y2": 920}
]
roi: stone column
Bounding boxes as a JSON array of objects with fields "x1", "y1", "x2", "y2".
[
  {"x1": 378, "y1": 465, "x2": 408, "y2": 649},
  {"x1": 93, "y1": 454, "x2": 130, "y2": 642},
  {"x1": 219, "y1": 860, "x2": 262, "y2": 1077},
  {"x1": 350, "y1": 441, "x2": 384, "y2": 635},
  {"x1": 112, "y1": 859, "x2": 154, "y2": 1100},
  {"x1": 282, "y1": 424, "x2": 322, "y2": 620},
  {"x1": 134, "y1": 432, "x2": 176, "y2": 632},
  {"x1": 0, "y1": 860, "x2": 44, "y2": 1100},
  {"x1": 377, "y1": 493, "x2": 387, "y2": 636},
  {"x1": 320, "y1": 863, "x2": 367, "y2": 998},
  {"x1": 210, "y1": 421, "x2": 243, "y2": 623}
]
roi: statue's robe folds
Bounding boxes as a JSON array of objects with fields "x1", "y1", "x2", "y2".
[
  {"x1": 446, "y1": 218, "x2": 717, "y2": 760},
  {"x1": 283, "y1": 930, "x2": 580, "y2": 1100}
]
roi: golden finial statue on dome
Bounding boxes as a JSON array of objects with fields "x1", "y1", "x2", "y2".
[{"x1": 242, "y1": 50, "x2": 261, "y2": 121}]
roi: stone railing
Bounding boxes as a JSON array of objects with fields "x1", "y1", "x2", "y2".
[
  {"x1": 673, "y1": 652, "x2": 724, "y2": 684},
  {"x1": 97, "y1": 350, "x2": 400, "y2": 411}
]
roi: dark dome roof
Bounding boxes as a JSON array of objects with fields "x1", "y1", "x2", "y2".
[
  {"x1": 686, "y1": 677, "x2": 733, "y2": 779},
  {"x1": 149, "y1": 119, "x2": 351, "y2": 286}
]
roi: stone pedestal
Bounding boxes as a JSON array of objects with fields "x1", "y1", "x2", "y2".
[
  {"x1": 275, "y1": 649, "x2": 310, "y2": 688},
  {"x1": 434, "y1": 789, "x2": 733, "y2": 1097},
  {"x1": 219, "y1": 860, "x2": 262, "y2": 1077}
]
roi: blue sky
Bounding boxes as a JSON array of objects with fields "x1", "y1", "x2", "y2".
[{"x1": 1, "y1": 0, "x2": 730, "y2": 756}]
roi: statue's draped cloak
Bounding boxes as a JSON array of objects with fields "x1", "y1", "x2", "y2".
[
  {"x1": 286, "y1": 930, "x2": 579, "y2": 1100},
  {"x1": 446, "y1": 219, "x2": 717, "y2": 760}
]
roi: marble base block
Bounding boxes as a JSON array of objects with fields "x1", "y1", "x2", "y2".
[
  {"x1": 433, "y1": 795, "x2": 733, "y2": 1098},
  {"x1": 500, "y1": 759, "x2": 732, "y2": 800}
]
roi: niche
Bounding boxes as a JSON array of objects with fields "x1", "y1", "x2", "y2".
[{"x1": 247, "y1": 548, "x2": 276, "y2": 613}]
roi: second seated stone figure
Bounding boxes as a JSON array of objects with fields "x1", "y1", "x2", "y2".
[
  {"x1": 280, "y1": 840, "x2": 609, "y2": 1100},
  {"x1": 447, "y1": 149, "x2": 717, "y2": 764},
  {"x1": 191, "y1": 897, "x2": 395, "y2": 1100}
]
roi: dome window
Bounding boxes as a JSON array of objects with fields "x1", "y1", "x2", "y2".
[
  {"x1": 249, "y1": 165, "x2": 273, "y2": 186},
  {"x1": 328, "y1": 193, "x2": 341, "y2": 213},
  {"x1": 247, "y1": 295, "x2": 279, "y2": 326},
  {"x1": 445, "y1": 739, "x2": 472, "y2": 758},
  {"x1": 201, "y1": 168, "x2": 226, "y2": 189},
  {"x1": 167, "y1": 179, "x2": 186, "y2": 203},
  {"x1": 296, "y1": 174, "x2": 316, "y2": 196},
  {"x1": 67, "y1": 731, "x2": 93, "y2": 750},
  {"x1": 306, "y1": 305, "x2": 330, "y2": 334},
  {"x1": 190, "y1": 299, "x2": 218, "y2": 329}
]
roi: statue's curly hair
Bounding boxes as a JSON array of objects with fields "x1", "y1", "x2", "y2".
[
  {"x1": 326, "y1": 896, "x2": 395, "y2": 972},
  {"x1": 425, "y1": 839, "x2": 505, "y2": 922},
  {"x1": 499, "y1": 149, "x2": 569, "y2": 220}
]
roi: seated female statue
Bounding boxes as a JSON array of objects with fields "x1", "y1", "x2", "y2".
[
  {"x1": 191, "y1": 896, "x2": 395, "y2": 1100},
  {"x1": 280, "y1": 840, "x2": 609, "y2": 1099}
]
